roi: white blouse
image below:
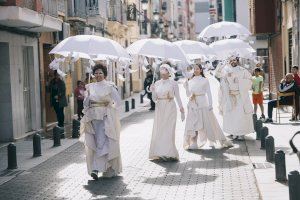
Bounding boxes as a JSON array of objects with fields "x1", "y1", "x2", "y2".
[
  {"x1": 184, "y1": 76, "x2": 212, "y2": 109},
  {"x1": 225, "y1": 66, "x2": 252, "y2": 91},
  {"x1": 152, "y1": 79, "x2": 183, "y2": 108},
  {"x1": 83, "y1": 80, "x2": 121, "y2": 121}
]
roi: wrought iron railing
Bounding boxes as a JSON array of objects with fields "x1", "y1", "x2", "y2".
[{"x1": 42, "y1": 0, "x2": 58, "y2": 17}]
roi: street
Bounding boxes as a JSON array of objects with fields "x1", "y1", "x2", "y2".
[{"x1": 0, "y1": 76, "x2": 261, "y2": 200}]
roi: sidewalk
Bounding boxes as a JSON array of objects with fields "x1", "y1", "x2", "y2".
[
  {"x1": 208, "y1": 74, "x2": 300, "y2": 200},
  {"x1": 245, "y1": 101, "x2": 300, "y2": 200},
  {"x1": 0, "y1": 91, "x2": 148, "y2": 186}
]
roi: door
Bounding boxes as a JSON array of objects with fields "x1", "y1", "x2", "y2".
[{"x1": 23, "y1": 46, "x2": 34, "y2": 132}]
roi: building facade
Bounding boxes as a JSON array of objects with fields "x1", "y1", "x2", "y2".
[{"x1": 0, "y1": 0, "x2": 62, "y2": 141}]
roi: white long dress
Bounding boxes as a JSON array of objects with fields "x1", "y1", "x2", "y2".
[
  {"x1": 183, "y1": 76, "x2": 231, "y2": 149},
  {"x1": 149, "y1": 79, "x2": 183, "y2": 160},
  {"x1": 79, "y1": 80, "x2": 122, "y2": 176},
  {"x1": 216, "y1": 65, "x2": 254, "y2": 136}
]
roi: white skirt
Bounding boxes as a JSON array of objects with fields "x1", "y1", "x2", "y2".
[
  {"x1": 184, "y1": 105, "x2": 230, "y2": 149},
  {"x1": 149, "y1": 100, "x2": 179, "y2": 159},
  {"x1": 223, "y1": 94, "x2": 254, "y2": 136}
]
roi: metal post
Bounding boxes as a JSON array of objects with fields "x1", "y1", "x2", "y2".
[
  {"x1": 260, "y1": 127, "x2": 269, "y2": 149},
  {"x1": 255, "y1": 120, "x2": 263, "y2": 140},
  {"x1": 275, "y1": 150, "x2": 287, "y2": 182},
  {"x1": 125, "y1": 100, "x2": 129, "y2": 112},
  {"x1": 33, "y1": 133, "x2": 42, "y2": 157},
  {"x1": 140, "y1": 94, "x2": 144, "y2": 103},
  {"x1": 266, "y1": 136, "x2": 275, "y2": 162},
  {"x1": 131, "y1": 98, "x2": 135, "y2": 109},
  {"x1": 288, "y1": 170, "x2": 300, "y2": 200},
  {"x1": 7, "y1": 143, "x2": 17, "y2": 169},
  {"x1": 253, "y1": 114, "x2": 257, "y2": 130},
  {"x1": 72, "y1": 119, "x2": 80, "y2": 138},
  {"x1": 53, "y1": 126, "x2": 61, "y2": 147}
]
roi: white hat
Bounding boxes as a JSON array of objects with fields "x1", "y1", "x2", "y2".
[
  {"x1": 227, "y1": 51, "x2": 240, "y2": 61},
  {"x1": 160, "y1": 64, "x2": 175, "y2": 77}
]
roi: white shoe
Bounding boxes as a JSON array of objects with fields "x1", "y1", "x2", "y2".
[
  {"x1": 209, "y1": 141, "x2": 215, "y2": 148},
  {"x1": 221, "y1": 140, "x2": 234, "y2": 148},
  {"x1": 102, "y1": 168, "x2": 117, "y2": 178},
  {"x1": 188, "y1": 143, "x2": 198, "y2": 150}
]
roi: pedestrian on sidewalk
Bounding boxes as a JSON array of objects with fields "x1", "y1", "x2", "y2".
[
  {"x1": 79, "y1": 64, "x2": 122, "y2": 180},
  {"x1": 252, "y1": 68, "x2": 265, "y2": 120},
  {"x1": 74, "y1": 80, "x2": 85, "y2": 120},
  {"x1": 216, "y1": 54, "x2": 254, "y2": 140},
  {"x1": 292, "y1": 66, "x2": 300, "y2": 120},
  {"x1": 264, "y1": 73, "x2": 300, "y2": 123},
  {"x1": 183, "y1": 64, "x2": 233, "y2": 150},
  {"x1": 144, "y1": 69, "x2": 155, "y2": 111},
  {"x1": 149, "y1": 64, "x2": 185, "y2": 161},
  {"x1": 49, "y1": 70, "x2": 68, "y2": 128}
]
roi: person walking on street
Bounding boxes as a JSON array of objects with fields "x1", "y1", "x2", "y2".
[
  {"x1": 183, "y1": 64, "x2": 232, "y2": 150},
  {"x1": 149, "y1": 64, "x2": 185, "y2": 161},
  {"x1": 49, "y1": 70, "x2": 68, "y2": 128},
  {"x1": 252, "y1": 68, "x2": 265, "y2": 120},
  {"x1": 80, "y1": 64, "x2": 122, "y2": 180},
  {"x1": 144, "y1": 69, "x2": 155, "y2": 111},
  {"x1": 74, "y1": 80, "x2": 85, "y2": 120},
  {"x1": 215, "y1": 55, "x2": 254, "y2": 141}
]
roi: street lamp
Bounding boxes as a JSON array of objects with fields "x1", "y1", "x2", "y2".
[
  {"x1": 141, "y1": 0, "x2": 148, "y2": 10},
  {"x1": 153, "y1": 10, "x2": 160, "y2": 21}
]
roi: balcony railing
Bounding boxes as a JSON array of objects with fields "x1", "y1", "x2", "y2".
[
  {"x1": 57, "y1": 0, "x2": 66, "y2": 14},
  {"x1": 42, "y1": 0, "x2": 58, "y2": 17},
  {"x1": 20, "y1": 0, "x2": 35, "y2": 10},
  {"x1": 108, "y1": 5, "x2": 122, "y2": 23},
  {"x1": 68, "y1": 0, "x2": 87, "y2": 19}
]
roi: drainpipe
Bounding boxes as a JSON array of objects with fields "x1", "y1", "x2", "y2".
[{"x1": 36, "y1": 32, "x2": 45, "y2": 133}]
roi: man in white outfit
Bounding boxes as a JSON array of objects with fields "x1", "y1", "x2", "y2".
[{"x1": 216, "y1": 55, "x2": 254, "y2": 140}]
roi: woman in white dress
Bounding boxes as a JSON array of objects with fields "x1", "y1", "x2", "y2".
[
  {"x1": 183, "y1": 64, "x2": 232, "y2": 150},
  {"x1": 80, "y1": 64, "x2": 122, "y2": 180},
  {"x1": 149, "y1": 64, "x2": 185, "y2": 161}
]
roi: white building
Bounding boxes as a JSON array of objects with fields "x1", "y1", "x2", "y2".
[{"x1": 194, "y1": 0, "x2": 210, "y2": 35}]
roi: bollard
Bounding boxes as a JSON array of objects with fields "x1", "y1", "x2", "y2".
[
  {"x1": 288, "y1": 170, "x2": 300, "y2": 200},
  {"x1": 260, "y1": 127, "x2": 269, "y2": 149},
  {"x1": 33, "y1": 133, "x2": 42, "y2": 157},
  {"x1": 266, "y1": 136, "x2": 275, "y2": 162},
  {"x1": 7, "y1": 143, "x2": 17, "y2": 169},
  {"x1": 140, "y1": 94, "x2": 144, "y2": 104},
  {"x1": 53, "y1": 126, "x2": 61, "y2": 147},
  {"x1": 253, "y1": 114, "x2": 257, "y2": 130},
  {"x1": 255, "y1": 120, "x2": 263, "y2": 140},
  {"x1": 72, "y1": 119, "x2": 80, "y2": 138},
  {"x1": 131, "y1": 98, "x2": 135, "y2": 109},
  {"x1": 125, "y1": 100, "x2": 129, "y2": 112},
  {"x1": 275, "y1": 150, "x2": 287, "y2": 182}
]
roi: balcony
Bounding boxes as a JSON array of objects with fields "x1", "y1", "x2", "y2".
[
  {"x1": 42, "y1": 0, "x2": 58, "y2": 17},
  {"x1": 0, "y1": 0, "x2": 62, "y2": 32},
  {"x1": 108, "y1": 5, "x2": 122, "y2": 23},
  {"x1": 57, "y1": 0, "x2": 66, "y2": 15},
  {"x1": 68, "y1": 0, "x2": 88, "y2": 22}
]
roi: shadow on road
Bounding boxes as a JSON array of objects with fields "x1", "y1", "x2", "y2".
[{"x1": 84, "y1": 176, "x2": 146, "y2": 200}]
